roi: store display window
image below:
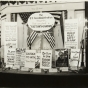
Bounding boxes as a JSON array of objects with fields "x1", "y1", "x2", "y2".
[{"x1": 0, "y1": 1, "x2": 87, "y2": 74}]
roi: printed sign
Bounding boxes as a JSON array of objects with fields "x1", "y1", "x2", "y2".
[
  {"x1": 35, "y1": 53, "x2": 41, "y2": 68},
  {"x1": 55, "y1": 49, "x2": 69, "y2": 67},
  {"x1": 69, "y1": 49, "x2": 80, "y2": 67},
  {"x1": 33, "y1": 69, "x2": 41, "y2": 73},
  {"x1": 21, "y1": 67, "x2": 29, "y2": 71},
  {"x1": 40, "y1": 50, "x2": 52, "y2": 69},
  {"x1": 28, "y1": 13, "x2": 55, "y2": 31},
  {"x1": 25, "y1": 50, "x2": 36, "y2": 68},
  {"x1": 4, "y1": 22, "x2": 17, "y2": 48},
  {"x1": 64, "y1": 19, "x2": 78, "y2": 49},
  {"x1": 4, "y1": 22, "x2": 17, "y2": 66},
  {"x1": 60, "y1": 67, "x2": 68, "y2": 71},
  {"x1": 15, "y1": 48, "x2": 26, "y2": 67},
  {"x1": 5, "y1": 48, "x2": 16, "y2": 67},
  {"x1": 49, "y1": 68, "x2": 57, "y2": 72}
]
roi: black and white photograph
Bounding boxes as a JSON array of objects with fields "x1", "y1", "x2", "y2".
[{"x1": 0, "y1": 0, "x2": 88, "y2": 87}]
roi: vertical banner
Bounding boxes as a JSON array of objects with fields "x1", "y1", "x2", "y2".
[
  {"x1": 69, "y1": 49, "x2": 80, "y2": 67},
  {"x1": 4, "y1": 22, "x2": 17, "y2": 67},
  {"x1": 64, "y1": 19, "x2": 78, "y2": 49},
  {"x1": 40, "y1": 50, "x2": 52, "y2": 69},
  {"x1": 25, "y1": 50, "x2": 36, "y2": 68}
]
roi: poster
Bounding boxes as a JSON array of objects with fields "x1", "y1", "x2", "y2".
[
  {"x1": 5, "y1": 48, "x2": 16, "y2": 68},
  {"x1": 4, "y1": 22, "x2": 17, "y2": 48},
  {"x1": 4, "y1": 22, "x2": 17, "y2": 65},
  {"x1": 40, "y1": 50, "x2": 52, "y2": 69},
  {"x1": 55, "y1": 49, "x2": 69, "y2": 67},
  {"x1": 35, "y1": 53, "x2": 41, "y2": 68},
  {"x1": 69, "y1": 49, "x2": 80, "y2": 67},
  {"x1": 64, "y1": 19, "x2": 78, "y2": 49},
  {"x1": 15, "y1": 48, "x2": 26, "y2": 67},
  {"x1": 25, "y1": 50, "x2": 36, "y2": 68}
]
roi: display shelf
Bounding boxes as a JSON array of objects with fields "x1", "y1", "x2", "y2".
[
  {"x1": 0, "y1": 69, "x2": 87, "y2": 76},
  {"x1": 0, "y1": 68, "x2": 88, "y2": 87}
]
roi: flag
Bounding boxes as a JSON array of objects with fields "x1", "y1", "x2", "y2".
[
  {"x1": 43, "y1": 32, "x2": 55, "y2": 49},
  {"x1": 27, "y1": 31, "x2": 38, "y2": 49},
  {"x1": 19, "y1": 12, "x2": 34, "y2": 23}
]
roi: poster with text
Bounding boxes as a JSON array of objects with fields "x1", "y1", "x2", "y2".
[
  {"x1": 15, "y1": 48, "x2": 26, "y2": 67},
  {"x1": 4, "y1": 22, "x2": 17, "y2": 63},
  {"x1": 64, "y1": 19, "x2": 78, "y2": 49},
  {"x1": 5, "y1": 48, "x2": 16, "y2": 68},
  {"x1": 35, "y1": 53, "x2": 41, "y2": 68},
  {"x1": 25, "y1": 50, "x2": 36, "y2": 68},
  {"x1": 40, "y1": 50, "x2": 52, "y2": 69},
  {"x1": 69, "y1": 49, "x2": 80, "y2": 67},
  {"x1": 4, "y1": 22, "x2": 17, "y2": 48}
]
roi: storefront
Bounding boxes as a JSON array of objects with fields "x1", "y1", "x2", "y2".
[{"x1": 0, "y1": 1, "x2": 86, "y2": 75}]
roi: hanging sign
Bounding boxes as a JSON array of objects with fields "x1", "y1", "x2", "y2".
[
  {"x1": 25, "y1": 50, "x2": 36, "y2": 68},
  {"x1": 64, "y1": 19, "x2": 78, "y2": 49},
  {"x1": 28, "y1": 13, "x2": 55, "y2": 31},
  {"x1": 40, "y1": 50, "x2": 52, "y2": 69}
]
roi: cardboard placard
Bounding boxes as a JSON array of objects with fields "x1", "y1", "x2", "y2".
[
  {"x1": 49, "y1": 68, "x2": 57, "y2": 72},
  {"x1": 40, "y1": 50, "x2": 52, "y2": 69},
  {"x1": 25, "y1": 50, "x2": 36, "y2": 68},
  {"x1": 60, "y1": 67, "x2": 68, "y2": 71},
  {"x1": 15, "y1": 48, "x2": 26, "y2": 67},
  {"x1": 33, "y1": 69, "x2": 41, "y2": 73},
  {"x1": 4, "y1": 22, "x2": 17, "y2": 65},
  {"x1": 69, "y1": 49, "x2": 80, "y2": 67},
  {"x1": 5, "y1": 48, "x2": 16, "y2": 68},
  {"x1": 55, "y1": 49, "x2": 69, "y2": 67},
  {"x1": 21, "y1": 67, "x2": 29, "y2": 71},
  {"x1": 64, "y1": 19, "x2": 78, "y2": 49}
]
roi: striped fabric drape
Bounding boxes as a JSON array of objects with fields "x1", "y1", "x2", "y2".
[
  {"x1": 19, "y1": 11, "x2": 67, "y2": 49},
  {"x1": 27, "y1": 31, "x2": 38, "y2": 49}
]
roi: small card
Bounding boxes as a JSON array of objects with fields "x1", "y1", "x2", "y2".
[
  {"x1": 21, "y1": 67, "x2": 29, "y2": 71},
  {"x1": 70, "y1": 66, "x2": 78, "y2": 70},
  {"x1": 6, "y1": 64, "x2": 13, "y2": 68},
  {"x1": 60, "y1": 67, "x2": 68, "y2": 71},
  {"x1": 12, "y1": 65, "x2": 20, "y2": 69},
  {"x1": 49, "y1": 68, "x2": 57, "y2": 72},
  {"x1": 33, "y1": 69, "x2": 41, "y2": 73}
]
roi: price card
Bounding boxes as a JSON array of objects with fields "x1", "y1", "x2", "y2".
[
  {"x1": 60, "y1": 67, "x2": 68, "y2": 71},
  {"x1": 33, "y1": 69, "x2": 41, "y2": 73},
  {"x1": 70, "y1": 66, "x2": 78, "y2": 70},
  {"x1": 21, "y1": 67, "x2": 29, "y2": 71},
  {"x1": 49, "y1": 68, "x2": 57, "y2": 72},
  {"x1": 12, "y1": 65, "x2": 20, "y2": 69}
]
